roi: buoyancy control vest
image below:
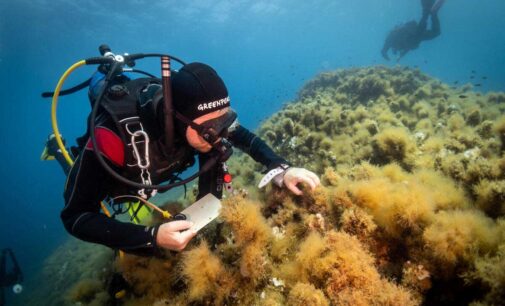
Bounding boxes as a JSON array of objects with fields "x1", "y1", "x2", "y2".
[{"x1": 95, "y1": 77, "x2": 195, "y2": 197}]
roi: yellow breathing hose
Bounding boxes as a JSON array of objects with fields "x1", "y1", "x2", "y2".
[
  {"x1": 114, "y1": 195, "x2": 172, "y2": 219},
  {"x1": 51, "y1": 60, "x2": 85, "y2": 166},
  {"x1": 51, "y1": 60, "x2": 112, "y2": 217},
  {"x1": 52, "y1": 61, "x2": 172, "y2": 219}
]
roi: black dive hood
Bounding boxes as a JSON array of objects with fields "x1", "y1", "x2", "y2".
[{"x1": 44, "y1": 44, "x2": 228, "y2": 193}]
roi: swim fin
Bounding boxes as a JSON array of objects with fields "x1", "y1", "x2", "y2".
[
  {"x1": 40, "y1": 134, "x2": 63, "y2": 161},
  {"x1": 431, "y1": 0, "x2": 445, "y2": 14},
  {"x1": 40, "y1": 147, "x2": 55, "y2": 161}
]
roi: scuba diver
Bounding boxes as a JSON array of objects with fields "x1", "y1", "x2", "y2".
[
  {"x1": 381, "y1": 0, "x2": 446, "y2": 62},
  {"x1": 42, "y1": 46, "x2": 320, "y2": 256},
  {"x1": 0, "y1": 249, "x2": 23, "y2": 306}
]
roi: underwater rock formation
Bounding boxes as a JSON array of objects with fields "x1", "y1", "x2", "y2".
[
  {"x1": 50, "y1": 66, "x2": 505, "y2": 305},
  {"x1": 15, "y1": 238, "x2": 113, "y2": 306}
]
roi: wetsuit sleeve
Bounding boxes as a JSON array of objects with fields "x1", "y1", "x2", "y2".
[
  {"x1": 228, "y1": 125, "x2": 290, "y2": 169},
  {"x1": 60, "y1": 148, "x2": 159, "y2": 256}
]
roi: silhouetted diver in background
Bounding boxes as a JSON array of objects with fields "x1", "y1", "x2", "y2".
[
  {"x1": 0, "y1": 249, "x2": 23, "y2": 306},
  {"x1": 382, "y1": 0, "x2": 445, "y2": 62}
]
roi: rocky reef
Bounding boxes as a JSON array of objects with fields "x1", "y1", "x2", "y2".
[{"x1": 40, "y1": 66, "x2": 505, "y2": 305}]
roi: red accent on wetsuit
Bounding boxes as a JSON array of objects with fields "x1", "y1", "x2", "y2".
[
  {"x1": 85, "y1": 127, "x2": 125, "y2": 167},
  {"x1": 223, "y1": 173, "x2": 232, "y2": 183}
]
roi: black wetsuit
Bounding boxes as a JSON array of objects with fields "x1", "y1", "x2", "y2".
[
  {"x1": 60, "y1": 117, "x2": 287, "y2": 256},
  {"x1": 381, "y1": 0, "x2": 441, "y2": 61}
]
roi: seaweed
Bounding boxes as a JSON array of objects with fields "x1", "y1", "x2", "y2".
[{"x1": 42, "y1": 66, "x2": 505, "y2": 306}]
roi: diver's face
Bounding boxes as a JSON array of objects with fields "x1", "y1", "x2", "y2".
[{"x1": 186, "y1": 107, "x2": 231, "y2": 153}]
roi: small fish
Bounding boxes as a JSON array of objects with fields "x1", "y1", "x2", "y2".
[
  {"x1": 474, "y1": 83, "x2": 482, "y2": 87},
  {"x1": 471, "y1": 70, "x2": 476, "y2": 74},
  {"x1": 459, "y1": 95, "x2": 468, "y2": 99},
  {"x1": 482, "y1": 76, "x2": 488, "y2": 80},
  {"x1": 470, "y1": 75, "x2": 475, "y2": 79},
  {"x1": 453, "y1": 81, "x2": 459, "y2": 84}
]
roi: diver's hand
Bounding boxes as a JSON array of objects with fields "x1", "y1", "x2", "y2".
[
  {"x1": 283, "y1": 167, "x2": 320, "y2": 195},
  {"x1": 156, "y1": 221, "x2": 197, "y2": 252}
]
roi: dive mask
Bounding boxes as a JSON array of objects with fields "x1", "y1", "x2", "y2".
[
  {"x1": 175, "y1": 109, "x2": 237, "y2": 161},
  {"x1": 199, "y1": 109, "x2": 238, "y2": 140},
  {"x1": 199, "y1": 109, "x2": 237, "y2": 162}
]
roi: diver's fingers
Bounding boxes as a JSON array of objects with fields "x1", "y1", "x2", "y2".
[
  {"x1": 306, "y1": 170, "x2": 321, "y2": 186},
  {"x1": 285, "y1": 180, "x2": 303, "y2": 196},
  {"x1": 299, "y1": 175, "x2": 317, "y2": 190},
  {"x1": 165, "y1": 220, "x2": 193, "y2": 232},
  {"x1": 178, "y1": 228, "x2": 198, "y2": 247},
  {"x1": 157, "y1": 221, "x2": 197, "y2": 252},
  {"x1": 292, "y1": 169, "x2": 320, "y2": 189},
  {"x1": 286, "y1": 176, "x2": 316, "y2": 195},
  {"x1": 284, "y1": 168, "x2": 320, "y2": 195}
]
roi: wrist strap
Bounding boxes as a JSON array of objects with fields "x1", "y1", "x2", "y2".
[{"x1": 258, "y1": 164, "x2": 289, "y2": 188}]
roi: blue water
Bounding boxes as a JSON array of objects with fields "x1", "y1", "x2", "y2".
[{"x1": 0, "y1": 0, "x2": 504, "y2": 303}]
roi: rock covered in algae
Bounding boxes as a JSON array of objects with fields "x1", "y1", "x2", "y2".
[{"x1": 52, "y1": 66, "x2": 505, "y2": 306}]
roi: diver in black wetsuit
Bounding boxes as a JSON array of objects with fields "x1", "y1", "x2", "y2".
[
  {"x1": 46, "y1": 62, "x2": 320, "y2": 256},
  {"x1": 0, "y1": 249, "x2": 23, "y2": 306},
  {"x1": 381, "y1": 0, "x2": 445, "y2": 62}
]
